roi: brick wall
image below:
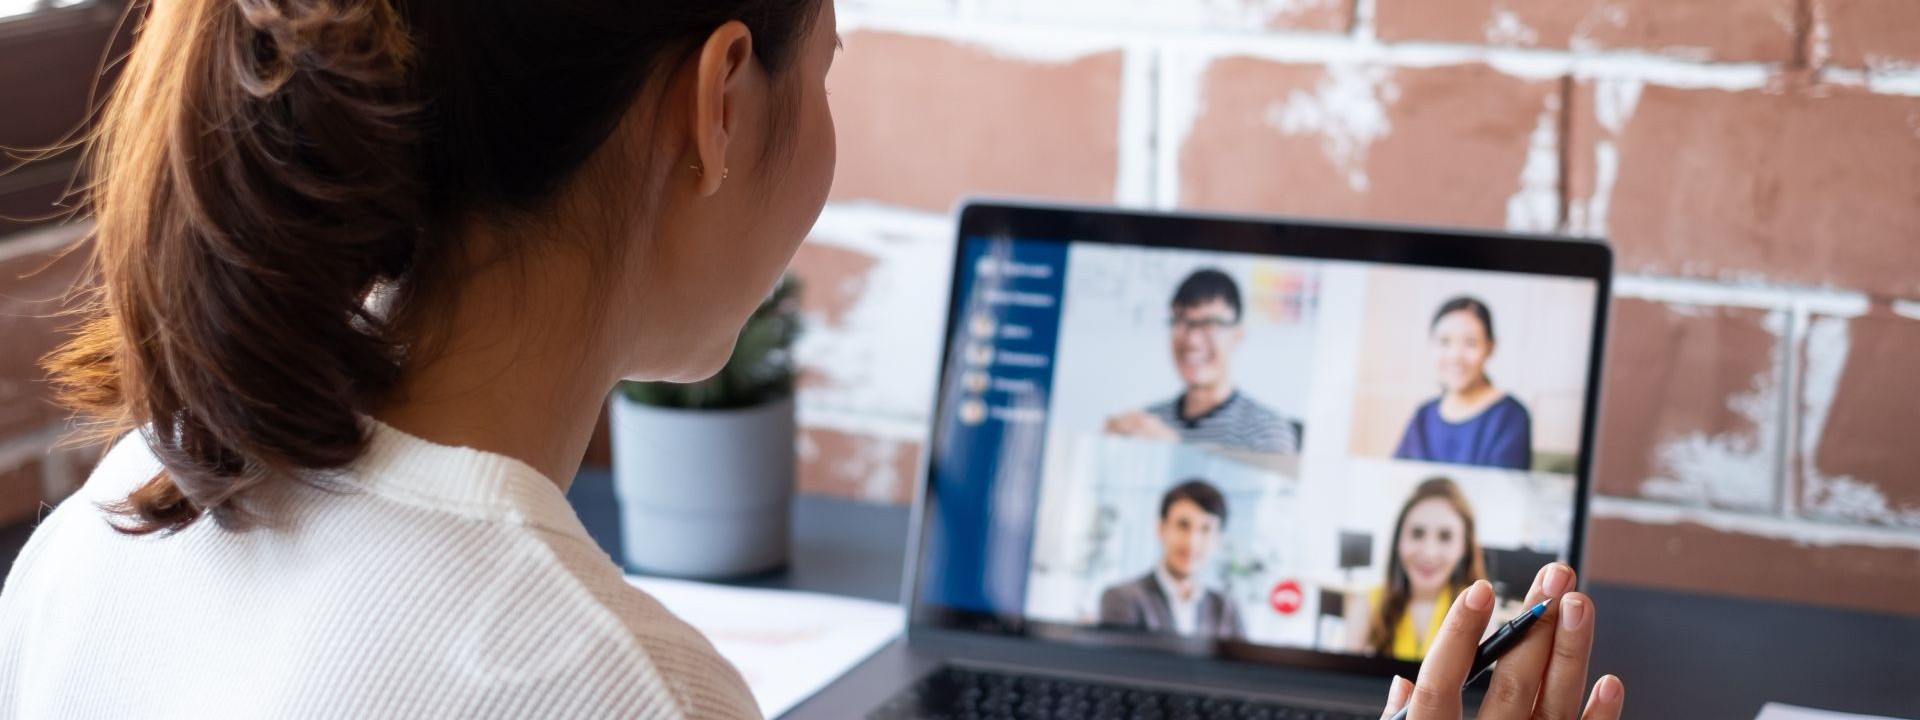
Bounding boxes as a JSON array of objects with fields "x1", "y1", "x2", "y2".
[
  {"x1": 797, "y1": 0, "x2": 1920, "y2": 617},
  {"x1": 0, "y1": 223, "x2": 103, "y2": 528}
]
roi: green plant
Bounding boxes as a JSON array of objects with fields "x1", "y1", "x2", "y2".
[{"x1": 616, "y1": 275, "x2": 803, "y2": 410}]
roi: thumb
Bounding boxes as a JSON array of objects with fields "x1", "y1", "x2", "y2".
[{"x1": 1379, "y1": 675, "x2": 1413, "y2": 720}]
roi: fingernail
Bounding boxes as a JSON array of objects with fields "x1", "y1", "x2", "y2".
[
  {"x1": 1387, "y1": 675, "x2": 1411, "y2": 704},
  {"x1": 1561, "y1": 595, "x2": 1588, "y2": 631},
  {"x1": 1465, "y1": 580, "x2": 1493, "y2": 611},
  {"x1": 1596, "y1": 675, "x2": 1623, "y2": 702},
  {"x1": 1544, "y1": 563, "x2": 1572, "y2": 597}
]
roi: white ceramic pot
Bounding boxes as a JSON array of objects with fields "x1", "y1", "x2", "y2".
[{"x1": 610, "y1": 395, "x2": 795, "y2": 579}]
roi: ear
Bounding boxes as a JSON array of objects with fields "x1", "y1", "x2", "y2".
[{"x1": 690, "y1": 21, "x2": 755, "y2": 197}]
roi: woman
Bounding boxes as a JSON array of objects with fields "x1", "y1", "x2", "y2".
[
  {"x1": 1393, "y1": 296, "x2": 1534, "y2": 471},
  {"x1": 0, "y1": 1, "x2": 1619, "y2": 718},
  {"x1": 1355, "y1": 477, "x2": 1488, "y2": 662}
]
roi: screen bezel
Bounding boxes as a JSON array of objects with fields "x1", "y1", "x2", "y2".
[{"x1": 904, "y1": 199, "x2": 1615, "y2": 681}]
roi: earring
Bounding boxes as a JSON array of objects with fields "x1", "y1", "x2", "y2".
[{"x1": 690, "y1": 163, "x2": 731, "y2": 181}]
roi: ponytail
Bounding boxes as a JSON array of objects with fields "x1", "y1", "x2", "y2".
[
  {"x1": 45, "y1": 0, "x2": 829, "y2": 535},
  {"x1": 48, "y1": 0, "x2": 423, "y2": 534}
]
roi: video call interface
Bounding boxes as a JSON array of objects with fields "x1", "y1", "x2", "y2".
[{"x1": 919, "y1": 235, "x2": 1599, "y2": 665}]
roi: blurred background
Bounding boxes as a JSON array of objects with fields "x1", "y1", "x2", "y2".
[{"x1": 2, "y1": 0, "x2": 1916, "y2": 625}]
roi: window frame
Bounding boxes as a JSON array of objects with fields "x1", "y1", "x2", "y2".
[{"x1": 0, "y1": 0, "x2": 133, "y2": 239}]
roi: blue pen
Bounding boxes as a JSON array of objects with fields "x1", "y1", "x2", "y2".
[{"x1": 1387, "y1": 597, "x2": 1555, "y2": 720}]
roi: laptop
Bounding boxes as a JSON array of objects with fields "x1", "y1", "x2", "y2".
[{"x1": 787, "y1": 201, "x2": 1613, "y2": 720}]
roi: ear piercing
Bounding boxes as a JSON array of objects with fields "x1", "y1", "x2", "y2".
[{"x1": 689, "y1": 163, "x2": 730, "y2": 180}]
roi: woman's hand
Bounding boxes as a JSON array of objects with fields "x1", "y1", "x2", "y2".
[
  {"x1": 1103, "y1": 411, "x2": 1180, "y2": 442},
  {"x1": 1378, "y1": 564, "x2": 1625, "y2": 720}
]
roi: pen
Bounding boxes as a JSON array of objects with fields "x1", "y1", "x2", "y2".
[{"x1": 1386, "y1": 597, "x2": 1554, "y2": 720}]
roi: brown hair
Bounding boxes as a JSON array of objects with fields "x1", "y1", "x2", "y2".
[
  {"x1": 1365, "y1": 476, "x2": 1488, "y2": 658},
  {"x1": 1159, "y1": 478, "x2": 1228, "y2": 528},
  {"x1": 45, "y1": 0, "x2": 824, "y2": 535}
]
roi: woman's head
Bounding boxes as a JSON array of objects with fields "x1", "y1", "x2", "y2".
[
  {"x1": 1428, "y1": 296, "x2": 1495, "y2": 394},
  {"x1": 1367, "y1": 476, "x2": 1488, "y2": 657},
  {"x1": 1391, "y1": 479, "x2": 1481, "y2": 594},
  {"x1": 49, "y1": 0, "x2": 837, "y2": 534}
]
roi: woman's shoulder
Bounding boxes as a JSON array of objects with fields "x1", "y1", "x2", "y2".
[
  {"x1": 1409, "y1": 397, "x2": 1444, "y2": 420},
  {"x1": 70, "y1": 429, "x2": 165, "y2": 503},
  {"x1": 1488, "y1": 393, "x2": 1532, "y2": 420},
  {"x1": 523, "y1": 535, "x2": 760, "y2": 714}
]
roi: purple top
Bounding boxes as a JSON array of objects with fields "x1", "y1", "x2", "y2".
[{"x1": 1392, "y1": 395, "x2": 1533, "y2": 471}]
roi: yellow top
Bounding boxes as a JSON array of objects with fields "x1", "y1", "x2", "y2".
[{"x1": 1370, "y1": 584, "x2": 1454, "y2": 661}]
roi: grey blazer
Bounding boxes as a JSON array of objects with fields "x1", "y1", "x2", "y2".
[{"x1": 1097, "y1": 572, "x2": 1245, "y2": 641}]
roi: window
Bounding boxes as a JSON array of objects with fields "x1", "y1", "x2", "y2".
[
  {"x1": 0, "y1": 0, "x2": 129, "y2": 239},
  {"x1": 1, "y1": 1, "x2": 94, "y2": 23}
]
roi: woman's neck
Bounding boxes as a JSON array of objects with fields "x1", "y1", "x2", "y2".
[
  {"x1": 1409, "y1": 582, "x2": 1446, "y2": 604},
  {"x1": 374, "y1": 235, "x2": 615, "y2": 493},
  {"x1": 1441, "y1": 377, "x2": 1499, "y2": 419}
]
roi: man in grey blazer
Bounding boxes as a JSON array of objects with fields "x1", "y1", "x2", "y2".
[{"x1": 1099, "y1": 479, "x2": 1245, "y2": 641}]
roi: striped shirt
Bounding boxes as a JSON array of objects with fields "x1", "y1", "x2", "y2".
[{"x1": 1145, "y1": 391, "x2": 1301, "y2": 455}]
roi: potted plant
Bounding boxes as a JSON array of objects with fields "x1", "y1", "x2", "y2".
[{"x1": 611, "y1": 275, "x2": 803, "y2": 579}]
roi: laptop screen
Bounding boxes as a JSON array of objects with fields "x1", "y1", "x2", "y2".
[{"x1": 911, "y1": 204, "x2": 1610, "y2": 676}]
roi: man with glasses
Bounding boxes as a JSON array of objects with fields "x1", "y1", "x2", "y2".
[{"x1": 1104, "y1": 268, "x2": 1302, "y2": 454}]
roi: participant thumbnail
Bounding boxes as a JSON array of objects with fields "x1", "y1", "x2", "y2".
[
  {"x1": 1023, "y1": 434, "x2": 1320, "y2": 650},
  {"x1": 1315, "y1": 459, "x2": 1576, "y2": 661},
  {"x1": 1346, "y1": 267, "x2": 1596, "y2": 474},
  {"x1": 1047, "y1": 245, "x2": 1320, "y2": 459}
]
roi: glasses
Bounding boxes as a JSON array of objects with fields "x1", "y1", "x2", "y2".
[{"x1": 1170, "y1": 316, "x2": 1239, "y2": 334}]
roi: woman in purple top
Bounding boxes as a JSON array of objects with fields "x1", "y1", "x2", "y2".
[{"x1": 1393, "y1": 297, "x2": 1534, "y2": 470}]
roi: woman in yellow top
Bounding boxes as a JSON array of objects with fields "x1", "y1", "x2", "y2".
[{"x1": 1358, "y1": 477, "x2": 1488, "y2": 661}]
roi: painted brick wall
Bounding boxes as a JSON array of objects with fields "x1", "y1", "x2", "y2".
[
  {"x1": 0, "y1": 224, "x2": 104, "y2": 528},
  {"x1": 796, "y1": 0, "x2": 1920, "y2": 617}
]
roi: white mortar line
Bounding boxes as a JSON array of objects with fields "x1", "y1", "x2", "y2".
[
  {"x1": 1777, "y1": 299, "x2": 1807, "y2": 520},
  {"x1": 1351, "y1": 0, "x2": 1379, "y2": 41},
  {"x1": 1613, "y1": 275, "x2": 1870, "y2": 316},
  {"x1": 0, "y1": 221, "x2": 89, "y2": 263},
  {"x1": 796, "y1": 404, "x2": 929, "y2": 441},
  {"x1": 1153, "y1": 48, "x2": 1211, "y2": 211},
  {"x1": 1114, "y1": 45, "x2": 1159, "y2": 208},
  {"x1": 1591, "y1": 496, "x2": 1920, "y2": 550},
  {"x1": 811, "y1": 202, "x2": 956, "y2": 239},
  {"x1": 1819, "y1": 67, "x2": 1920, "y2": 97}
]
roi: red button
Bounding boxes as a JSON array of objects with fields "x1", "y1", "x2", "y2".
[{"x1": 1270, "y1": 580, "x2": 1304, "y2": 615}]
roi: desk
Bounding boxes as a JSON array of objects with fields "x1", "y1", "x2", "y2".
[
  {"x1": 568, "y1": 470, "x2": 1920, "y2": 719},
  {"x1": 568, "y1": 469, "x2": 908, "y2": 604}
]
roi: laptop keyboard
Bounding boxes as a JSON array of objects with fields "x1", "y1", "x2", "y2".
[{"x1": 866, "y1": 666, "x2": 1375, "y2": 720}]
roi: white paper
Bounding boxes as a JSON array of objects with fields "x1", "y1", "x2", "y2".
[
  {"x1": 1755, "y1": 703, "x2": 1913, "y2": 720},
  {"x1": 625, "y1": 575, "x2": 905, "y2": 719}
]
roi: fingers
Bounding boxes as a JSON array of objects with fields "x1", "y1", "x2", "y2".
[
  {"x1": 1138, "y1": 415, "x2": 1179, "y2": 441},
  {"x1": 1580, "y1": 675, "x2": 1625, "y2": 720},
  {"x1": 1535, "y1": 592, "x2": 1597, "y2": 720},
  {"x1": 1379, "y1": 676, "x2": 1413, "y2": 720},
  {"x1": 1406, "y1": 579, "x2": 1495, "y2": 720},
  {"x1": 1478, "y1": 563, "x2": 1576, "y2": 720}
]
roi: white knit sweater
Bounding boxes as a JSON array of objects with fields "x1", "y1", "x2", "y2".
[{"x1": 0, "y1": 420, "x2": 761, "y2": 719}]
